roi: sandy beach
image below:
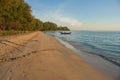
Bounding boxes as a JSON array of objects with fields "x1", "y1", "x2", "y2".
[{"x1": 0, "y1": 31, "x2": 109, "y2": 80}]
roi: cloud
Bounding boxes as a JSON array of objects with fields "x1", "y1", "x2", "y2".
[
  {"x1": 48, "y1": 5, "x2": 82, "y2": 29},
  {"x1": 53, "y1": 15, "x2": 82, "y2": 27},
  {"x1": 36, "y1": 2, "x2": 83, "y2": 30}
]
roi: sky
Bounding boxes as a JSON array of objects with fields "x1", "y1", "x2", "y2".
[{"x1": 25, "y1": 0, "x2": 120, "y2": 31}]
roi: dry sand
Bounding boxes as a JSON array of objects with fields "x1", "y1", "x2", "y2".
[{"x1": 0, "y1": 31, "x2": 110, "y2": 80}]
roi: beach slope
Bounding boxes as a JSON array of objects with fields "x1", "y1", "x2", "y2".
[{"x1": 0, "y1": 31, "x2": 109, "y2": 80}]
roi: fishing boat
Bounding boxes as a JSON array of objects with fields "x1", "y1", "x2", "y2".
[{"x1": 60, "y1": 31, "x2": 71, "y2": 34}]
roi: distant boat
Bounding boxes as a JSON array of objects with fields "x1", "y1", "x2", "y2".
[{"x1": 60, "y1": 31, "x2": 71, "y2": 34}]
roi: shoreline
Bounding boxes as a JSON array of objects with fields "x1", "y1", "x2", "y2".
[
  {"x1": 0, "y1": 31, "x2": 110, "y2": 80},
  {"x1": 53, "y1": 35, "x2": 120, "y2": 80},
  {"x1": 70, "y1": 44, "x2": 120, "y2": 80}
]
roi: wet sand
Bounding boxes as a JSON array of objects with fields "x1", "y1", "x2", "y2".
[
  {"x1": 0, "y1": 31, "x2": 109, "y2": 80},
  {"x1": 65, "y1": 42, "x2": 120, "y2": 80}
]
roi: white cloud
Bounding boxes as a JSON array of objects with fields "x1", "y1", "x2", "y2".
[
  {"x1": 48, "y1": 5, "x2": 82, "y2": 30},
  {"x1": 36, "y1": 3, "x2": 83, "y2": 30},
  {"x1": 53, "y1": 15, "x2": 82, "y2": 28}
]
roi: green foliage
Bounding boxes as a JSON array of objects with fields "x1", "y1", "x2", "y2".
[
  {"x1": 0, "y1": 0, "x2": 70, "y2": 31},
  {"x1": 32, "y1": 19, "x2": 43, "y2": 31},
  {"x1": 57, "y1": 26, "x2": 70, "y2": 31},
  {"x1": 0, "y1": 0, "x2": 34, "y2": 31},
  {"x1": 43, "y1": 22, "x2": 57, "y2": 31}
]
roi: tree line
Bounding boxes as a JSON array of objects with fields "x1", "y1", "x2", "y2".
[{"x1": 0, "y1": 0, "x2": 70, "y2": 31}]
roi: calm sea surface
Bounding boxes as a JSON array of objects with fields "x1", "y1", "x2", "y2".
[{"x1": 47, "y1": 31, "x2": 120, "y2": 67}]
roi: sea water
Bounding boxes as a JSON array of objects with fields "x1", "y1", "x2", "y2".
[{"x1": 47, "y1": 31, "x2": 120, "y2": 67}]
